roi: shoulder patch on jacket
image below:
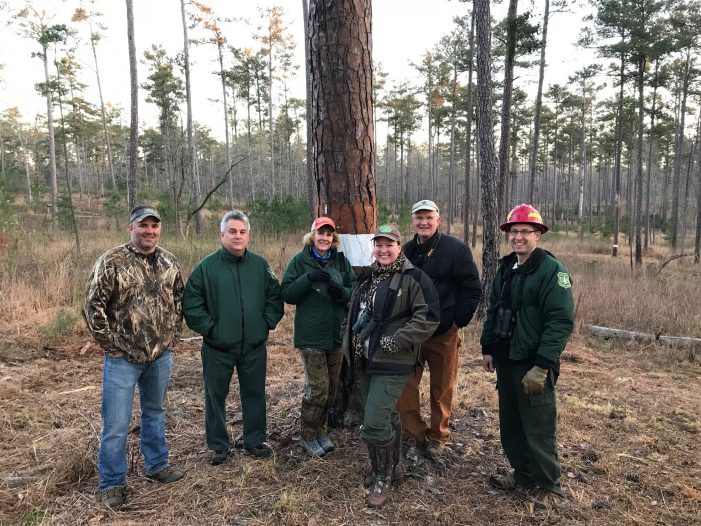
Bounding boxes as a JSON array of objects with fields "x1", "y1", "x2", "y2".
[
  {"x1": 557, "y1": 272, "x2": 571, "y2": 289},
  {"x1": 267, "y1": 266, "x2": 278, "y2": 280}
]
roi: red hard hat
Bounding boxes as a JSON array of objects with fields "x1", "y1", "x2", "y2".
[{"x1": 500, "y1": 204, "x2": 549, "y2": 233}]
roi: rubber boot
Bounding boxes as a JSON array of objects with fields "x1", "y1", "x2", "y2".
[
  {"x1": 391, "y1": 420, "x2": 403, "y2": 485},
  {"x1": 363, "y1": 440, "x2": 379, "y2": 488},
  {"x1": 366, "y1": 437, "x2": 395, "y2": 508}
]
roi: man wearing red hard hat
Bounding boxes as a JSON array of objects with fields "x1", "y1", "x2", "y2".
[{"x1": 480, "y1": 204, "x2": 574, "y2": 509}]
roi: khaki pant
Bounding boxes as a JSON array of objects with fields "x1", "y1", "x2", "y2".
[{"x1": 397, "y1": 324, "x2": 461, "y2": 445}]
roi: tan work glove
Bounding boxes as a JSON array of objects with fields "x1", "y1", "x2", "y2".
[{"x1": 522, "y1": 366, "x2": 548, "y2": 395}]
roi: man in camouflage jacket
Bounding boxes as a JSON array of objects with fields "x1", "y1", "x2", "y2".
[{"x1": 84, "y1": 205, "x2": 184, "y2": 508}]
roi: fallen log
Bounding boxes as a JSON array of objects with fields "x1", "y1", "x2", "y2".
[{"x1": 584, "y1": 324, "x2": 701, "y2": 352}]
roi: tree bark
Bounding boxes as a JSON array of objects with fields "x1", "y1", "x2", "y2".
[
  {"x1": 307, "y1": 0, "x2": 375, "y2": 232},
  {"x1": 308, "y1": 0, "x2": 375, "y2": 428},
  {"x1": 41, "y1": 42, "x2": 59, "y2": 227},
  {"x1": 125, "y1": 0, "x2": 138, "y2": 212},
  {"x1": 180, "y1": 0, "x2": 199, "y2": 234},
  {"x1": 475, "y1": 0, "x2": 499, "y2": 318},
  {"x1": 528, "y1": 0, "x2": 549, "y2": 204},
  {"x1": 497, "y1": 0, "x2": 518, "y2": 218},
  {"x1": 463, "y1": 9, "x2": 475, "y2": 244}
]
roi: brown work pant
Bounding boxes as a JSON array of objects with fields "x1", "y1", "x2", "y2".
[{"x1": 397, "y1": 324, "x2": 462, "y2": 446}]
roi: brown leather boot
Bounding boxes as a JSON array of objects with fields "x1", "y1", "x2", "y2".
[{"x1": 366, "y1": 438, "x2": 395, "y2": 508}]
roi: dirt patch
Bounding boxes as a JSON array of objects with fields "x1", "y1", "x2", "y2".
[{"x1": 1, "y1": 333, "x2": 700, "y2": 525}]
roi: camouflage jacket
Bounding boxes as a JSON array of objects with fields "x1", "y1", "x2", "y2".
[{"x1": 83, "y1": 242, "x2": 184, "y2": 364}]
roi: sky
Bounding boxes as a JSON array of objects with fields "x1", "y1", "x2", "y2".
[{"x1": 0, "y1": 0, "x2": 594, "y2": 140}]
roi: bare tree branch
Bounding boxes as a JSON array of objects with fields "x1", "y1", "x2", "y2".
[
  {"x1": 654, "y1": 253, "x2": 694, "y2": 275},
  {"x1": 185, "y1": 155, "x2": 249, "y2": 225}
]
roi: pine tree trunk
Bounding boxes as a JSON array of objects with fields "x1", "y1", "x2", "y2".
[
  {"x1": 42, "y1": 43, "x2": 59, "y2": 227},
  {"x1": 497, "y1": 0, "x2": 518, "y2": 218},
  {"x1": 126, "y1": 0, "x2": 138, "y2": 212},
  {"x1": 475, "y1": 0, "x2": 499, "y2": 318},
  {"x1": 529, "y1": 0, "x2": 549, "y2": 203},
  {"x1": 308, "y1": 0, "x2": 375, "y2": 427},
  {"x1": 463, "y1": 9, "x2": 475, "y2": 243},
  {"x1": 308, "y1": 0, "x2": 375, "y2": 230}
]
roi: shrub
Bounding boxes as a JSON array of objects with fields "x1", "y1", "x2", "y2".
[{"x1": 246, "y1": 195, "x2": 308, "y2": 234}]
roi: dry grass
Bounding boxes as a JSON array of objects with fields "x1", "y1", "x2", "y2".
[{"x1": 1, "y1": 213, "x2": 701, "y2": 525}]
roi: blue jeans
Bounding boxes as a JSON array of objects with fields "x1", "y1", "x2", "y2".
[{"x1": 98, "y1": 350, "x2": 172, "y2": 490}]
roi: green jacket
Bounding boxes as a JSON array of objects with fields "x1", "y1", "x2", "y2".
[
  {"x1": 281, "y1": 246, "x2": 354, "y2": 349},
  {"x1": 480, "y1": 248, "x2": 574, "y2": 371},
  {"x1": 343, "y1": 258, "x2": 440, "y2": 375},
  {"x1": 183, "y1": 248, "x2": 283, "y2": 350}
]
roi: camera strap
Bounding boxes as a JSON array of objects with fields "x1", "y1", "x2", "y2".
[
  {"x1": 497, "y1": 261, "x2": 515, "y2": 309},
  {"x1": 375, "y1": 272, "x2": 406, "y2": 326}
]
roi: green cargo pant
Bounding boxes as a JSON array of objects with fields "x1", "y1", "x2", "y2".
[
  {"x1": 496, "y1": 360, "x2": 563, "y2": 496},
  {"x1": 299, "y1": 347, "x2": 343, "y2": 440},
  {"x1": 359, "y1": 372, "x2": 411, "y2": 443},
  {"x1": 201, "y1": 341, "x2": 267, "y2": 452}
]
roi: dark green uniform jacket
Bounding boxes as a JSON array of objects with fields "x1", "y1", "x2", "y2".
[
  {"x1": 281, "y1": 246, "x2": 354, "y2": 349},
  {"x1": 480, "y1": 248, "x2": 574, "y2": 373},
  {"x1": 182, "y1": 248, "x2": 284, "y2": 350},
  {"x1": 343, "y1": 259, "x2": 440, "y2": 375}
]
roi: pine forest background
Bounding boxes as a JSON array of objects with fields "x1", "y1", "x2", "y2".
[{"x1": 0, "y1": 0, "x2": 699, "y2": 262}]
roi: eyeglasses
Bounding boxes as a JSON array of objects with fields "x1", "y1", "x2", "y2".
[{"x1": 508, "y1": 229, "x2": 538, "y2": 236}]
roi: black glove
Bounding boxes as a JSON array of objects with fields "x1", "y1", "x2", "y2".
[
  {"x1": 326, "y1": 280, "x2": 344, "y2": 300},
  {"x1": 308, "y1": 269, "x2": 330, "y2": 283}
]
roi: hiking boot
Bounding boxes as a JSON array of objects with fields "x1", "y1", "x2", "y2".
[
  {"x1": 245, "y1": 442, "x2": 273, "y2": 458},
  {"x1": 301, "y1": 439, "x2": 325, "y2": 457},
  {"x1": 489, "y1": 472, "x2": 517, "y2": 490},
  {"x1": 317, "y1": 436, "x2": 335, "y2": 453},
  {"x1": 423, "y1": 440, "x2": 444, "y2": 463},
  {"x1": 147, "y1": 466, "x2": 184, "y2": 484},
  {"x1": 100, "y1": 487, "x2": 126, "y2": 508},
  {"x1": 528, "y1": 488, "x2": 563, "y2": 510},
  {"x1": 210, "y1": 450, "x2": 229, "y2": 466},
  {"x1": 403, "y1": 437, "x2": 421, "y2": 463}
]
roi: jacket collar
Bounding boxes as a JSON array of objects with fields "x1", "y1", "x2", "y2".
[
  {"x1": 501, "y1": 247, "x2": 550, "y2": 274},
  {"x1": 411, "y1": 231, "x2": 441, "y2": 254},
  {"x1": 219, "y1": 246, "x2": 247, "y2": 262}
]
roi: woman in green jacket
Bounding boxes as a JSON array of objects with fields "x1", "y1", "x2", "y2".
[
  {"x1": 343, "y1": 225, "x2": 440, "y2": 508},
  {"x1": 281, "y1": 217, "x2": 354, "y2": 458}
]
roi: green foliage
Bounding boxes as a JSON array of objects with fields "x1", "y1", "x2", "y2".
[
  {"x1": 246, "y1": 195, "x2": 308, "y2": 234},
  {"x1": 39, "y1": 309, "x2": 79, "y2": 341},
  {"x1": 104, "y1": 178, "x2": 128, "y2": 224},
  {"x1": 57, "y1": 192, "x2": 75, "y2": 231},
  {"x1": 377, "y1": 199, "x2": 393, "y2": 225},
  {"x1": 17, "y1": 507, "x2": 45, "y2": 526}
]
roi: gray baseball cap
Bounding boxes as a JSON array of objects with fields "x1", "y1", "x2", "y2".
[
  {"x1": 130, "y1": 205, "x2": 161, "y2": 223},
  {"x1": 411, "y1": 199, "x2": 440, "y2": 214}
]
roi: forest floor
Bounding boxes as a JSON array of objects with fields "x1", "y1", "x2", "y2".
[{"x1": 1, "y1": 322, "x2": 700, "y2": 526}]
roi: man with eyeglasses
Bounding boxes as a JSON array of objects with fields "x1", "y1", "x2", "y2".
[{"x1": 480, "y1": 204, "x2": 574, "y2": 510}]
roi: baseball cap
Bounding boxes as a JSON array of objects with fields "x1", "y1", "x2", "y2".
[
  {"x1": 311, "y1": 217, "x2": 336, "y2": 232},
  {"x1": 411, "y1": 199, "x2": 440, "y2": 215},
  {"x1": 371, "y1": 224, "x2": 401, "y2": 243},
  {"x1": 130, "y1": 205, "x2": 161, "y2": 223}
]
